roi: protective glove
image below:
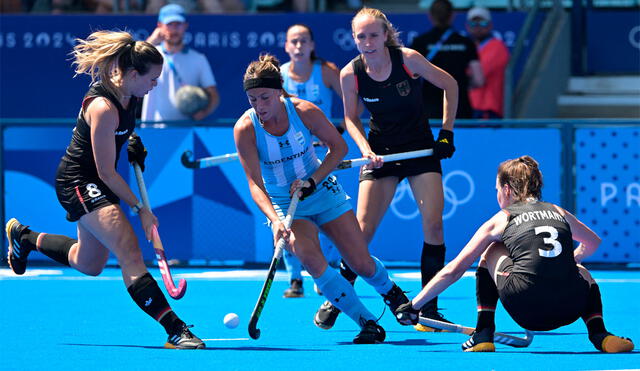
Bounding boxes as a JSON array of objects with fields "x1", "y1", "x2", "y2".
[
  {"x1": 298, "y1": 178, "x2": 317, "y2": 201},
  {"x1": 433, "y1": 129, "x2": 455, "y2": 159},
  {"x1": 395, "y1": 301, "x2": 420, "y2": 326},
  {"x1": 128, "y1": 132, "x2": 147, "y2": 172}
]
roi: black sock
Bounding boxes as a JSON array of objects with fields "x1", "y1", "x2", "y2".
[
  {"x1": 127, "y1": 273, "x2": 183, "y2": 335},
  {"x1": 582, "y1": 283, "x2": 607, "y2": 335},
  {"x1": 475, "y1": 267, "x2": 498, "y2": 332},
  {"x1": 339, "y1": 259, "x2": 358, "y2": 285},
  {"x1": 420, "y1": 243, "x2": 446, "y2": 312},
  {"x1": 23, "y1": 230, "x2": 73, "y2": 267}
]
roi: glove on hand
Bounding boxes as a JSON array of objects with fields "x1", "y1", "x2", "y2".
[
  {"x1": 433, "y1": 129, "x2": 455, "y2": 159},
  {"x1": 128, "y1": 132, "x2": 148, "y2": 172}
]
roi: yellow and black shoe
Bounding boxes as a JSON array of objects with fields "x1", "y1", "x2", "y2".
[
  {"x1": 590, "y1": 332, "x2": 634, "y2": 353},
  {"x1": 6, "y1": 218, "x2": 33, "y2": 275},
  {"x1": 415, "y1": 308, "x2": 452, "y2": 332},
  {"x1": 462, "y1": 328, "x2": 496, "y2": 352},
  {"x1": 165, "y1": 324, "x2": 205, "y2": 349}
]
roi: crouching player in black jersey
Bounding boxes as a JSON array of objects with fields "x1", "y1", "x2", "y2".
[
  {"x1": 395, "y1": 155, "x2": 634, "y2": 353},
  {"x1": 5, "y1": 30, "x2": 204, "y2": 349}
]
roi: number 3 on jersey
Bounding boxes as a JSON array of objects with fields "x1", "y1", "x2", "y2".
[{"x1": 534, "y1": 226, "x2": 562, "y2": 258}]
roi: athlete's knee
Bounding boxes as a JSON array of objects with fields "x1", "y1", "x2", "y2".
[
  {"x1": 423, "y1": 218, "x2": 444, "y2": 239},
  {"x1": 113, "y1": 234, "x2": 144, "y2": 268},
  {"x1": 78, "y1": 263, "x2": 105, "y2": 276},
  {"x1": 346, "y1": 255, "x2": 375, "y2": 277},
  {"x1": 357, "y1": 222, "x2": 376, "y2": 243}
]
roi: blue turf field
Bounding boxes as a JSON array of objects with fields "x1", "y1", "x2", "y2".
[{"x1": 1, "y1": 267, "x2": 638, "y2": 370}]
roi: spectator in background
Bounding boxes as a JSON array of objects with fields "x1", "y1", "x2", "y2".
[
  {"x1": 146, "y1": 0, "x2": 244, "y2": 13},
  {"x1": 142, "y1": 3, "x2": 219, "y2": 121},
  {"x1": 410, "y1": 0, "x2": 483, "y2": 119},
  {"x1": 466, "y1": 7, "x2": 510, "y2": 119},
  {"x1": 251, "y1": 0, "x2": 307, "y2": 12}
]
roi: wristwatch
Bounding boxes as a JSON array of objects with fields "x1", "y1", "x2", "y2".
[{"x1": 131, "y1": 201, "x2": 144, "y2": 214}]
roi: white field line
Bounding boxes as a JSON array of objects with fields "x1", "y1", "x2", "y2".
[{"x1": 1, "y1": 268, "x2": 639, "y2": 283}]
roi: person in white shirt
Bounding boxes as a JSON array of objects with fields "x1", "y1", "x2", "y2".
[{"x1": 142, "y1": 3, "x2": 219, "y2": 122}]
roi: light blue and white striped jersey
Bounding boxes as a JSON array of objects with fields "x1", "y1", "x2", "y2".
[
  {"x1": 250, "y1": 97, "x2": 321, "y2": 198},
  {"x1": 281, "y1": 61, "x2": 333, "y2": 117}
]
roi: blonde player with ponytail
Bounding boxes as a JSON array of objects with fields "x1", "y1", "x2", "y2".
[{"x1": 6, "y1": 30, "x2": 204, "y2": 349}]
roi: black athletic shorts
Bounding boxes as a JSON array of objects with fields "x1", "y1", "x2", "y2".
[
  {"x1": 495, "y1": 256, "x2": 590, "y2": 331},
  {"x1": 55, "y1": 160, "x2": 120, "y2": 222},
  {"x1": 359, "y1": 138, "x2": 441, "y2": 182}
]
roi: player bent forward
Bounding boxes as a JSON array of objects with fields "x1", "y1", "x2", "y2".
[
  {"x1": 234, "y1": 53, "x2": 410, "y2": 344},
  {"x1": 395, "y1": 155, "x2": 634, "y2": 353}
]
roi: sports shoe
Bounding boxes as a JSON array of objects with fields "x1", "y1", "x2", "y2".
[
  {"x1": 314, "y1": 300, "x2": 341, "y2": 330},
  {"x1": 283, "y1": 279, "x2": 304, "y2": 298},
  {"x1": 462, "y1": 327, "x2": 496, "y2": 352},
  {"x1": 353, "y1": 319, "x2": 386, "y2": 344},
  {"x1": 381, "y1": 283, "x2": 410, "y2": 315},
  {"x1": 165, "y1": 324, "x2": 205, "y2": 349},
  {"x1": 415, "y1": 302, "x2": 452, "y2": 332},
  {"x1": 590, "y1": 332, "x2": 634, "y2": 353},
  {"x1": 6, "y1": 218, "x2": 33, "y2": 275}
]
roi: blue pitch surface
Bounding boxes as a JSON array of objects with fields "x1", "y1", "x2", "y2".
[{"x1": 1, "y1": 267, "x2": 638, "y2": 370}]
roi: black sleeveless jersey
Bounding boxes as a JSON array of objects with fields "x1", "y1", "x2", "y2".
[
  {"x1": 352, "y1": 46, "x2": 433, "y2": 147},
  {"x1": 62, "y1": 83, "x2": 138, "y2": 179},
  {"x1": 502, "y1": 200, "x2": 579, "y2": 281}
]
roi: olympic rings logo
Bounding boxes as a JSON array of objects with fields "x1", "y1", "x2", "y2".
[
  {"x1": 629, "y1": 26, "x2": 640, "y2": 49},
  {"x1": 390, "y1": 170, "x2": 475, "y2": 220},
  {"x1": 333, "y1": 28, "x2": 355, "y2": 51}
]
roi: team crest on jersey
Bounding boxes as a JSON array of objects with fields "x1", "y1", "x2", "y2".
[
  {"x1": 295, "y1": 131, "x2": 306, "y2": 147},
  {"x1": 396, "y1": 80, "x2": 411, "y2": 96}
]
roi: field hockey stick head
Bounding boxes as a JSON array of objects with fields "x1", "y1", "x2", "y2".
[
  {"x1": 152, "y1": 226, "x2": 187, "y2": 299},
  {"x1": 248, "y1": 317, "x2": 261, "y2": 339},
  {"x1": 181, "y1": 150, "x2": 199, "y2": 169}
]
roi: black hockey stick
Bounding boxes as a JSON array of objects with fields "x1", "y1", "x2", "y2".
[{"x1": 248, "y1": 193, "x2": 301, "y2": 339}]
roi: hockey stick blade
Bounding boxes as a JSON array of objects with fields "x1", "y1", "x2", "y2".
[
  {"x1": 247, "y1": 252, "x2": 281, "y2": 339},
  {"x1": 418, "y1": 317, "x2": 534, "y2": 348},
  {"x1": 181, "y1": 150, "x2": 199, "y2": 169},
  {"x1": 154, "y1": 244, "x2": 187, "y2": 299},
  {"x1": 133, "y1": 163, "x2": 188, "y2": 299}
]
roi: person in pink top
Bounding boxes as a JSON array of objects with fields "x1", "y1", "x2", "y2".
[{"x1": 466, "y1": 7, "x2": 510, "y2": 119}]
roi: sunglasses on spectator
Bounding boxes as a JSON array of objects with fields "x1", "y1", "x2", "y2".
[{"x1": 468, "y1": 20, "x2": 490, "y2": 27}]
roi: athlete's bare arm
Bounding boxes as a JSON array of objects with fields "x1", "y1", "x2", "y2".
[
  {"x1": 553, "y1": 205, "x2": 602, "y2": 263},
  {"x1": 411, "y1": 211, "x2": 508, "y2": 308}
]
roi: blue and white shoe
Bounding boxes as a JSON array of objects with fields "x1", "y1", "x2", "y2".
[{"x1": 6, "y1": 218, "x2": 32, "y2": 275}]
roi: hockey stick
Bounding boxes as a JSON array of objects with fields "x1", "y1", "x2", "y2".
[
  {"x1": 336, "y1": 148, "x2": 434, "y2": 170},
  {"x1": 418, "y1": 317, "x2": 535, "y2": 348},
  {"x1": 181, "y1": 142, "x2": 325, "y2": 170},
  {"x1": 181, "y1": 150, "x2": 238, "y2": 169},
  {"x1": 133, "y1": 163, "x2": 187, "y2": 300},
  {"x1": 248, "y1": 193, "x2": 301, "y2": 340}
]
